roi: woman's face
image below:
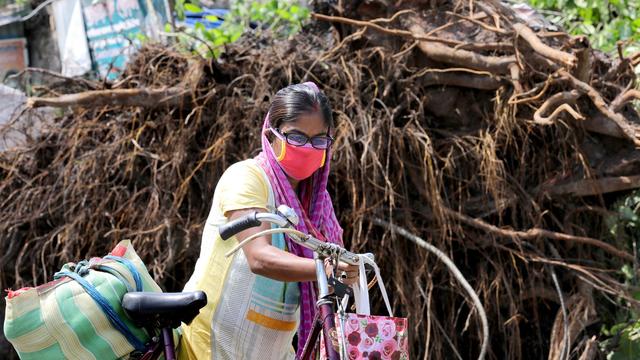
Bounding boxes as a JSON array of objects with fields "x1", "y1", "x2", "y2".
[{"x1": 273, "y1": 112, "x2": 329, "y2": 153}]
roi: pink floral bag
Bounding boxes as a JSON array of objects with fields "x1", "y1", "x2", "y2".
[
  {"x1": 320, "y1": 255, "x2": 410, "y2": 359},
  {"x1": 334, "y1": 314, "x2": 409, "y2": 360}
]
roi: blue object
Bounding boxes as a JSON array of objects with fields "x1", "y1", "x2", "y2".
[
  {"x1": 180, "y1": 8, "x2": 229, "y2": 29},
  {"x1": 104, "y1": 255, "x2": 144, "y2": 292},
  {"x1": 54, "y1": 269, "x2": 147, "y2": 351}
]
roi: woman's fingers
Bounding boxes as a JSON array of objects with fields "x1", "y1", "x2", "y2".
[
  {"x1": 341, "y1": 277, "x2": 358, "y2": 286},
  {"x1": 335, "y1": 263, "x2": 359, "y2": 285},
  {"x1": 337, "y1": 262, "x2": 359, "y2": 272},
  {"x1": 325, "y1": 261, "x2": 360, "y2": 286}
]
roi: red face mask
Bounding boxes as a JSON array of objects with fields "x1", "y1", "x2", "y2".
[{"x1": 271, "y1": 128, "x2": 327, "y2": 180}]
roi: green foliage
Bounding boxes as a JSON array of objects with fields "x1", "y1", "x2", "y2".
[
  {"x1": 0, "y1": 0, "x2": 25, "y2": 7},
  {"x1": 526, "y1": 0, "x2": 640, "y2": 54},
  {"x1": 135, "y1": 33, "x2": 149, "y2": 44},
  {"x1": 607, "y1": 190, "x2": 640, "y2": 247},
  {"x1": 171, "y1": 0, "x2": 310, "y2": 59},
  {"x1": 247, "y1": 0, "x2": 310, "y2": 37},
  {"x1": 601, "y1": 320, "x2": 640, "y2": 360},
  {"x1": 184, "y1": 3, "x2": 203, "y2": 13},
  {"x1": 599, "y1": 190, "x2": 640, "y2": 359}
]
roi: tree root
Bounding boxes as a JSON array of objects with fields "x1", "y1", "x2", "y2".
[
  {"x1": 559, "y1": 70, "x2": 639, "y2": 144},
  {"x1": 311, "y1": 12, "x2": 464, "y2": 46},
  {"x1": 578, "y1": 337, "x2": 599, "y2": 360},
  {"x1": 409, "y1": 23, "x2": 515, "y2": 74},
  {"x1": 546, "y1": 175, "x2": 640, "y2": 197},
  {"x1": 372, "y1": 218, "x2": 489, "y2": 360},
  {"x1": 513, "y1": 23, "x2": 577, "y2": 68},
  {"x1": 611, "y1": 89, "x2": 640, "y2": 112},
  {"x1": 420, "y1": 72, "x2": 504, "y2": 90},
  {"x1": 548, "y1": 284, "x2": 598, "y2": 360},
  {"x1": 533, "y1": 90, "x2": 583, "y2": 125},
  {"x1": 454, "y1": 42, "x2": 515, "y2": 52},
  {"x1": 444, "y1": 207, "x2": 634, "y2": 262}
]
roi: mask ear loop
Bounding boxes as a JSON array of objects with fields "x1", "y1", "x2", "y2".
[
  {"x1": 276, "y1": 140, "x2": 287, "y2": 161},
  {"x1": 266, "y1": 127, "x2": 288, "y2": 161},
  {"x1": 324, "y1": 125, "x2": 332, "y2": 165}
]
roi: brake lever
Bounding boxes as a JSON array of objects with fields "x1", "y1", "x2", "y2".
[{"x1": 328, "y1": 276, "x2": 353, "y2": 299}]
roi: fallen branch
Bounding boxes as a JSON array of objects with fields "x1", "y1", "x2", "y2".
[
  {"x1": 26, "y1": 87, "x2": 190, "y2": 109},
  {"x1": 546, "y1": 175, "x2": 640, "y2": 197},
  {"x1": 6, "y1": 67, "x2": 99, "y2": 90},
  {"x1": 444, "y1": 207, "x2": 634, "y2": 262},
  {"x1": 513, "y1": 23, "x2": 577, "y2": 68},
  {"x1": 533, "y1": 90, "x2": 583, "y2": 125}
]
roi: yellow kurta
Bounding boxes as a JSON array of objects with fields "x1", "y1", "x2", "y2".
[{"x1": 179, "y1": 159, "x2": 300, "y2": 360}]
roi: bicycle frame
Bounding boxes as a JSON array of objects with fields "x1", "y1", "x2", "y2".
[
  {"x1": 299, "y1": 254, "x2": 342, "y2": 360},
  {"x1": 133, "y1": 327, "x2": 176, "y2": 360}
]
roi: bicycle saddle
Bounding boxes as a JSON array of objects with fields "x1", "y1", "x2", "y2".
[{"x1": 122, "y1": 291, "x2": 207, "y2": 329}]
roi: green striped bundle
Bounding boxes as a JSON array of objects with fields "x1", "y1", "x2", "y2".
[{"x1": 4, "y1": 240, "x2": 162, "y2": 359}]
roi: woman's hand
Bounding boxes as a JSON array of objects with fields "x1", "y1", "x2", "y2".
[{"x1": 324, "y1": 259, "x2": 359, "y2": 286}]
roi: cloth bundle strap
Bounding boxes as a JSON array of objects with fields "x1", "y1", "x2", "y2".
[{"x1": 54, "y1": 256, "x2": 146, "y2": 351}]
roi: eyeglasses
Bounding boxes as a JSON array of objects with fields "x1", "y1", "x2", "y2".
[{"x1": 270, "y1": 127, "x2": 334, "y2": 150}]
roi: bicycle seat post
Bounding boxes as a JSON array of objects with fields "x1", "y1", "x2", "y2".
[{"x1": 162, "y1": 327, "x2": 176, "y2": 360}]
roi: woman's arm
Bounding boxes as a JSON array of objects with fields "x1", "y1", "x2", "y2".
[{"x1": 226, "y1": 208, "x2": 358, "y2": 283}]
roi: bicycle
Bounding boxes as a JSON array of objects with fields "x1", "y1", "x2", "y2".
[{"x1": 218, "y1": 204, "x2": 377, "y2": 360}]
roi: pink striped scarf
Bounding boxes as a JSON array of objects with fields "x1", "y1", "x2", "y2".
[{"x1": 254, "y1": 82, "x2": 343, "y2": 358}]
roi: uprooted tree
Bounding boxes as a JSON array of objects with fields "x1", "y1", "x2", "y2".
[{"x1": 2, "y1": 0, "x2": 640, "y2": 359}]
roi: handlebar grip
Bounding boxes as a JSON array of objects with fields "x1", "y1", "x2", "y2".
[{"x1": 219, "y1": 212, "x2": 261, "y2": 240}]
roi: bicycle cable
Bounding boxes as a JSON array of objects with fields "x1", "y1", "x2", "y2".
[{"x1": 223, "y1": 227, "x2": 308, "y2": 258}]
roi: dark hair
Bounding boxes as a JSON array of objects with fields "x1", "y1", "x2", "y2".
[{"x1": 268, "y1": 83, "x2": 333, "y2": 129}]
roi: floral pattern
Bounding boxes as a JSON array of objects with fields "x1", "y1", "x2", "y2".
[{"x1": 321, "y1": 314, "x2": 409, "y2": 360}]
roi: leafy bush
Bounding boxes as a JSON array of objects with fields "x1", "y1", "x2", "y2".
[
  {"x1": 172, "y1": 0, "x2": 310, "y2": 58},
  {"x1": 600, "y1": 190, "x2": 640, "y2": 359},
  {"x1": 526, "y1": 0, "x2": 640, "y2": 54}
]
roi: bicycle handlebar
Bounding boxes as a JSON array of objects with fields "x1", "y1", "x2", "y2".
[
  {"x1": 219, "y1": 211, "x2": 291, "y2": 240},
  {"x1": 218, "y1": 206, "x2": 363, "y2": 265},
  {"x1": 218, "y1": 211, "x2": 261, "y2": 240}
]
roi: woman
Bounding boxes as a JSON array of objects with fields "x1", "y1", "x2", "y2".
[{"x1": 179, "y1": 82, "x2": 358, "y2": 359}]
